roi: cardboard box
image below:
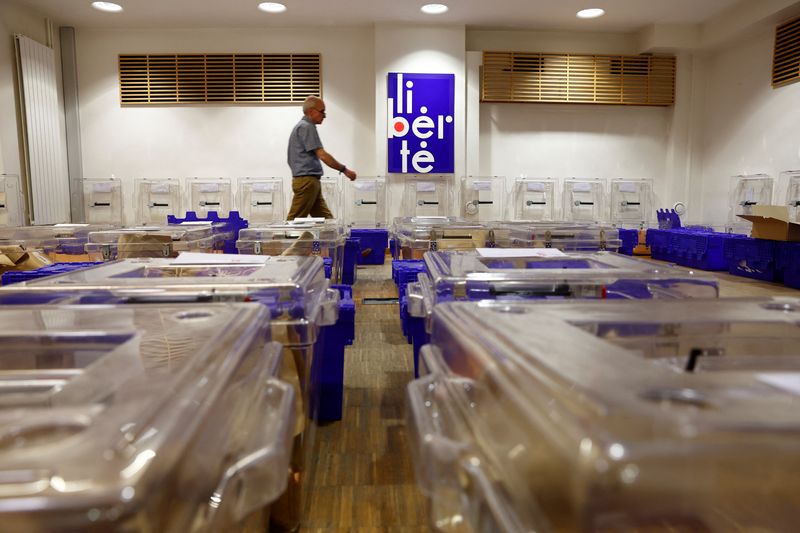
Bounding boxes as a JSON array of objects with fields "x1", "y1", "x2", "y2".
[
  {"x1": 738, "y1": 205, "x2": 800, "y2": 241},
  {"x1": 0, "y1": 245, "x2": 53, "y2": 275}
]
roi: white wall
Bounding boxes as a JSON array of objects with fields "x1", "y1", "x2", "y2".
[
  {"x1": 468, "y1": 29, "x2": 674, "y2": 222},
  {"x1": 373, "y1": 24, "x2": 466, "y2": 221},
  {"x1": 76, "y1": 27, "x2": 375, "y2": 222},
  {"x1": 699, "y1": 26, "x2": 800, "y2": 226}
]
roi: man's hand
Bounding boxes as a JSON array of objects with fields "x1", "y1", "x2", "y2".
[{"x1": 344, "y1": 168, "x2": 357, "y2": 181}]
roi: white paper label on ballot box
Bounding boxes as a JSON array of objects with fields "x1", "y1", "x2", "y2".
[{"x1": 477, "y1": 248, "x2": 567, "y2": 258}]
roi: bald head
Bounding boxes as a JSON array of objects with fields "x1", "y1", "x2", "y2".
[{"x1": 303, "y1": 95, "x2": 324, "y2": 116}]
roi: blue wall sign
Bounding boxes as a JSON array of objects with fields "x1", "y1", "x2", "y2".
[{"x1": 387, "y1": 73, "x2": 455, "y2": 174}]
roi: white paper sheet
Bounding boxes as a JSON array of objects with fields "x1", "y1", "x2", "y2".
[
  {"x1": 150, "y1": 183, "x2": 172, "y2": 194},
  {"x1": 354, "y1": 181, "x2": 377, "y2": 191},
  {"x1": 757, "y1": 373, "x2": 800, "y2": 396},
  {"x1": 252, "y1": 183, "x2": 275, "y2": 193},
  {"x1": 92, "y1": 182, "x2": 114, "y2": 193},
  {"x1": 173, "y1": 252, "x2": 269, "y2": 265},
  {"x1": 526, "y1": 182, "x2": 546, "y2": 192},
  {"x1": 571, "y1": 182, "x2": 593, "y2": 192},
  {"x1": 476, "y1": 247, "x2": 567, "y2": 258},
  {"x1": 416, "y1": 182, "x2": 437, "y2": 192},
  {"x1": 199, "y1": 184, "x2": 220, "y2": 193},
  {"x1": 472, "y1": 181, "x2": 492, "y2": 191},
  {"x1": 618, "y1": 181, "x2": 638, "y2": 193}
]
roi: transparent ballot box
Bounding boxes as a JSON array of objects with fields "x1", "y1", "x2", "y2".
[
  {"x1": 84, "y1": 178, "x2": 124, "y2": 225},
  {"x1": 459, "y1": 176, "x2": 505, "y2": 222},
  {"x1": 0, "y1": 302, "x2": 294, "y2": 532},
  {"x1": 0, "y1": 174, "x2": 24, "y2": 226},
  {"x1": 610, "y1": 178, "x2": 654, "y2": 225},
  {"x1": 237, "y1": 177, "x2": 285, "y2": 223},
  {"x1": 391, "y1": 217, "x2": 510, "y2": 260},
  {"x1": 729, "y1": 174, "x2": 774, "y2": 230},
  {"x1": 0, "y1": 224, "x2": 114, "y2": 262},
  {"x1": 320, "y1": 176, "x2": 342, "y2": 219},
  {"x1": 781, "y1": 170, "x2": 800, "y2": 222},
  {"x1": 400, "y1": 175, "x2": 453, "y2": 217},
  {"x1": 187, "y1": 177, "x2": 233, "y2": 217},
  {"x1": 408, "y1": 297, "x2": 800, "y2": 533},
  {"x1": 344, "y1": 176, "x2": 387, "y2": 227},
  {"x1": 84, "y1": 225, "x2": 216, "y2": 260},
  {"x1": 563, "y1": 178, "x2": 606, "y2": 222},
  {"x1": 236, "y1": 221, "x2": 347, "y2": 282},
  {"x1": 134, "y1": 177, "x2": 182, "y2": 224},
  {"x1": 499, "y1": 221, "x2": 622, "y2": 251},
  {"x1": 406, "y1": 249, "x2": 718, "y2": 321},
  {"x1": 508, "y1": 177, "x2": 558, "y2": 221}
]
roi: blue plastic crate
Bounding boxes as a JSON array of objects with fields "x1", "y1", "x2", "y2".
[
  {"x1": 1, "y1": 262, "x2": 103, "y2": 286},
  {"x1": 311, "y1": 284, "x2": 355, "y2": 422},
  {"x1": 351, "y1": 228, "x2": 388, "y2": 265},
  {"x1": 323, "y1": 257, "x2": 332, "y2": 279},
  {"x1": 670, "y1": 230, "x2": 745, "y2": 271},
  {"x1": 723, "y1": 237, "x2": 782, "y2": 282},
  {"x1": 645, "y1": 229, "x2": 673, "y2": 261},
  {"x1": 341, "y1": 238, "x2": 360, "y2": 285},
  {"x1": 392, "y1": 259, "x2": 426, "y2": 299},
  {"x1": 167, "y1": 210, "x2": 248, "y2": 254},
  {"x1": 618, "y1": 228, "x2": 638, "y2": 256},
  {"x1": 777, "y1": 242, "x2": 800, "y2": 289}
]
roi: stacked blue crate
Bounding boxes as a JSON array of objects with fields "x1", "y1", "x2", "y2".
[
  {"x1": 723, "y1": 237, "x2": 782, "y2": 282},
  {"x1": 1, "y1": 262, "x2": 103, "y2": 286},
  {"x1": 777, "y1": 242, "x2": 800, "y2": 289},
  {"x1": 671, "y1": 230, "x2": 744, "y2": 271},
  {"x1": 323, "y1": 257, "x2": 332, "y2": 279},
  {"x1": 392, "y1": 260, "x2": 426, "y2": 340},
  {"x1": 645, "y1": 228, "x2": 673, "y2": 261},
  {"x1": 311, "y1": 284, "x2": 355, "y2": 422},
  {"x1": 617, "y1": 228, "x2": 638, "y2": 256},
  {"x1": 351, "y1": 228, "x2": 388, "y2": 265},
  {"x1": 341, "y1": 238, "x2": 360, "y2": 285},
  {"x1": 167, "y1": 210, "x2": 248, "y2": 254}
]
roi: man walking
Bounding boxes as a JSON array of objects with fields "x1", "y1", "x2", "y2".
[{"x1": 286, "y1": 95, "x2": 357, "y2": 220}]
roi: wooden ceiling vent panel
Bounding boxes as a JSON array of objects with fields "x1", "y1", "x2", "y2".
[
  {"x1": 773, "y1": 15, "x2": 800, "y2": 88},
  {"x1": 482, "y1": 51, "x2": 676, "y2": 106},
  {"x1": 119, "y1": 53, "x2": 322, "y2": 106}
]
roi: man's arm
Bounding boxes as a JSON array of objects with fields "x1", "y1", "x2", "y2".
[{"x1": 315, "y1": 148, "x2": 357, "y2": 181}]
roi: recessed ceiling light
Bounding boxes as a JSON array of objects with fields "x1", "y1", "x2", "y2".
[
  {"x1": 421, "y1": 4, "x2": 448, "y2": 15},
  {"x1": 91, "y1": 1, "x2": 123, "y2": 12},
  {"x1": 576, "y1": 8, "x2": 605, "y2": 19},
  {"x1": 258, "y1": 2, "x2": 286, "y2": 13}
]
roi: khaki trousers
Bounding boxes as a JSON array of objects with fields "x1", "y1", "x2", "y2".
[{"x1": 286, "y1": 176, "x2": 334, "y2": 220}]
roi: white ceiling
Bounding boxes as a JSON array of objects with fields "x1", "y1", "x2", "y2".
[{"x1": 15, "y1": 0, "x2": 743, "y2": 32}]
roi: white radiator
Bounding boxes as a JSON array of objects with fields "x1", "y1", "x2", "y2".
[{"x1": 15, "y1": 35, "x2": 70, "y2": 224}]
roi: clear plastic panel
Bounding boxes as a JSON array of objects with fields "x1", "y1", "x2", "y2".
[
  {"x1": 563, "y1": 178, "x2": 606, "y2": 222},
  {"x1": 187, "y1": 177, "x2": 232, "y2": 217},
  {"x1": 459, "y1": 176, "x2": 505, "y2": 222},
  {"x1": 0, "y1": 303, "x2": 293, "y2": 532},
  {"x1": 320, "y1": 177, "x2": 342, "y2": 220},
  {"x1": 414, "y1": 297, "x2": 800, "y2": 533},
  {"x1": 0, "y1": 174, "x2": 24, "y2": 226},
  {"x1": 343, "y1": 176, "x2": 387, "y2": 227},
  {"x1": 401, "y1": 175, "x2": 453, "y2": 217},
  {"x1": 729, "y1": 174, "x2": 773, "y2": 230},
  {"x1": 85, "y1": 225, "x2": 216, "y2": 261},
  {"x1": 781, "y1": 170, "x2": 800, "y2": 223},
  {"x1": 508, "y1": 178, "x2": 558, "y2": 221},
  {"x1": 84, "y1": 178, "x2": 124, "y2": 225},
  {"x1": 610, "y1": 178, "x2": 653, "y2": 226},
  {"x1": 134, "y1": 177, "x2": 182, "y2": 224},
  {"x1": 237, "y1": 177, "x2": 285, "y2": 223}
]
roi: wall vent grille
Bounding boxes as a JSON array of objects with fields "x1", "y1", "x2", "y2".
[
  {"x1": 119, "y1": 53, "x2": 322, "y2": 105},
  {"x1": 482, "y1": 51, "x2": 675, "y2": 106}
]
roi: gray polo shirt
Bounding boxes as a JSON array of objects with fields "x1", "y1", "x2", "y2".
[{"x1": 287, "y1": 116, "x2": 323, "y2": 177}]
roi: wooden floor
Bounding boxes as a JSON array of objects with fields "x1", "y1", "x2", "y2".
[
  {"x1": 300, "y1": 263, "x2": 430, "y2": 533},
  {"x1": 297, "y1": 257, "x2": 798, "y2": 532}
]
